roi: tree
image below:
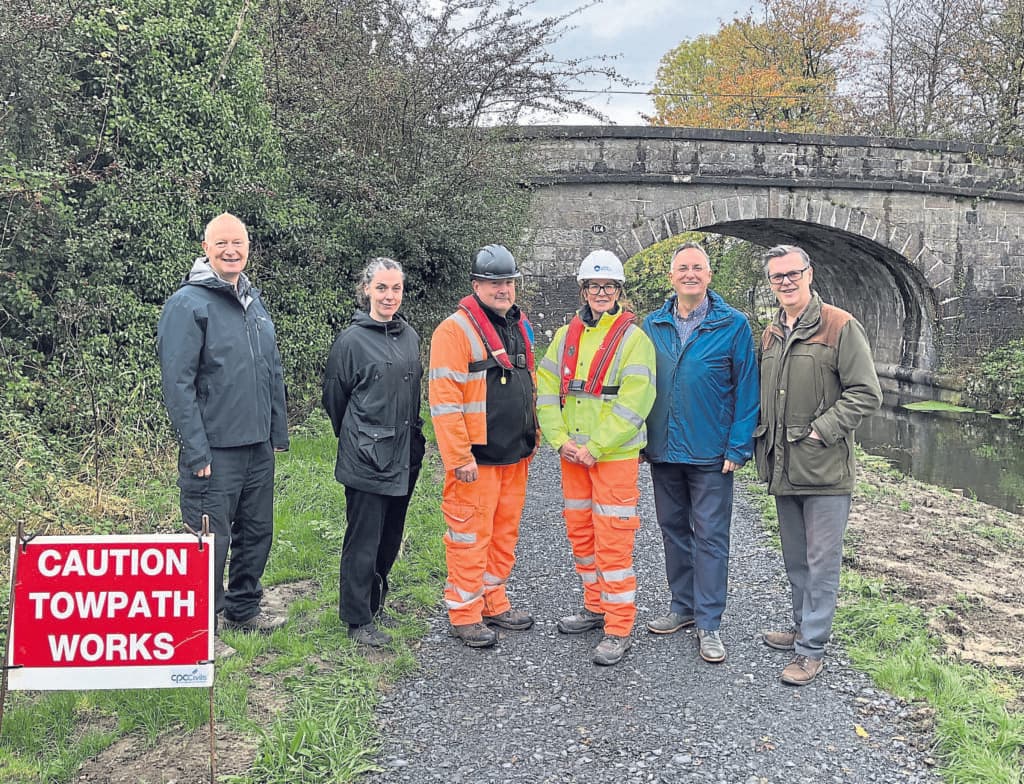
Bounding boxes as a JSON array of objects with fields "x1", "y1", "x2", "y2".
[
  {"x1": 649, "y1": 0, "x2": 864, "y2": 132},
  {"x1": 256, "y1": 0, "x2": 624, "y2": 326}
]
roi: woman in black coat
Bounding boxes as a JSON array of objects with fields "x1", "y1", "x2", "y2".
[{"x1": 322, "y1": 258, "x2": 426, "y2": 646}]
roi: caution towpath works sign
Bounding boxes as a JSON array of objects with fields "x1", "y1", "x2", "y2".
[{"x1": 7, "y1": 534, "x2": 214, "y2": 690}]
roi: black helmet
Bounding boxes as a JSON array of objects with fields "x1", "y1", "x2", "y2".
[{"x1": 471, "y1": 244, "x2": 521, "y2": 280}]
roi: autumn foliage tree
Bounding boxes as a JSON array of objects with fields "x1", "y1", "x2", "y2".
[{"x1": 649, "y1": 0, "x2": 864, "y2": 132}]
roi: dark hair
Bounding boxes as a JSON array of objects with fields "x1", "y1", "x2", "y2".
[{"x1": 356, "y1": 257, "x2": 404, "y2": 308}]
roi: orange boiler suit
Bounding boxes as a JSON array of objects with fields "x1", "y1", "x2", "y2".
[{"x1": 428, "y1": 297, "x2": 537, "y2": 626}]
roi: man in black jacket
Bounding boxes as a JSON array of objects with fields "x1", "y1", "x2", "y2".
[{"x1": 158, "y1": 213, "x2": 289, "y2": 635}]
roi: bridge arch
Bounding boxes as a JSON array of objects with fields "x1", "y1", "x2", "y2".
[
  {"x1": 518, "y1": 126, "x2": 1024, "y2": 375},
  {"x1": 608, "y1": 197, "x2": 942, "y2": 372}
]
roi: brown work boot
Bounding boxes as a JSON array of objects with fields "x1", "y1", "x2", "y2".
[
  {"x1": 592, "y1": 634, "x2": 632, "y2": 666},
  {"x1": 762, "y1": 628, "x2": 797, "y2": 651},
  {"x1": 781, "y1": 654, "x2": 824, "y2": 686},
  {"x1": 449, "y1": 622, "x2": 498, "y2": 648},
  {"x1": 557, "y1": 608, "x2": 605, "y2": 634},
  {"x1": 483, "y1": 608, "x2": 534, "y2": 631}
]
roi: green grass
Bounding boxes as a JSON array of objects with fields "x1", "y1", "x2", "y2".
[
  {"x1": 834, "y1": 574, "x2": 1024, "y2": 783},
  {"x1": 901, "y1": 401, "x2": 978, "y2": 414},
  {"x1": 0, "y1": 412, "x2": 446, "y2": 783}
]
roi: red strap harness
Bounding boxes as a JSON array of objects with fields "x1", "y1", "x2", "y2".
[
  {"x1": 458, "y1": 295, "x2": 535, "y2": 371},
  {"x1": 559, "y1": 311, "x2": 636, "y2": 403}
]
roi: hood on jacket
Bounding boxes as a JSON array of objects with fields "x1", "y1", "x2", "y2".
[
  {"x1": 183, "y1": 257, "x2": 253, "y2": 309},
  {"x1": 349, "y1": 310, "x2": 410, "y2": 335}
]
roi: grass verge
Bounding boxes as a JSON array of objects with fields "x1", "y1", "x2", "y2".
[
  {"x1": 0, "y1": 412, "x2": 446, "y2": 783},
  {"x1": 740, "y1": 450, "x2": 1024, "y2": 784}
]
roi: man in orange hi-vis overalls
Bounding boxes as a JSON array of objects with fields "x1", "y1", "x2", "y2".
[
  {"x1": 537, "y1": 250, "x2": 657, "y2": 666},
  {"x1": 429, "y1": 245, "x2": 538, "y2": 648}
]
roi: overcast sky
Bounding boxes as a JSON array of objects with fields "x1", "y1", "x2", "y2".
[{"x1": 527, "y1": 0, "x2": 754, "y2": 125}]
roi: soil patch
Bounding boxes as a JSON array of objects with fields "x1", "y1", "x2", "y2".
[
  {"x1": 845, "y1": 463, "x2": 1024, "y2": 673},
  {"x1": 72, "y1": 579, "x2": 317, "y2": 784}
]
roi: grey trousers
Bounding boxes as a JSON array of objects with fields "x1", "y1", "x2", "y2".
[{"x1": 775, "y1": 494, "x2": 852, "y2": 659}]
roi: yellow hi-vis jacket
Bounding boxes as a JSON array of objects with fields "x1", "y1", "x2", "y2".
[{"x1": 537, "y1": 308, "x2": 656, "y2": 462}]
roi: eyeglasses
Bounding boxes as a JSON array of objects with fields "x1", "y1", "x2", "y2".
[
  {"x1": 584, "y1": 282, "x2": 622, "y2": 295},
  {"x1": 767, "y1": 265, "x2": 810, "y2": 286}
]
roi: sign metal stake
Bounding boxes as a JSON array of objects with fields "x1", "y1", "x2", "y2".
[{"x1": 0, "y1": 518, "x2": 26, "y2": 738}]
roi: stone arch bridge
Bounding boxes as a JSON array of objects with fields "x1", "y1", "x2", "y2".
[{"x1": 517, "y1": 126, "x2": 1024, "y2": 389}]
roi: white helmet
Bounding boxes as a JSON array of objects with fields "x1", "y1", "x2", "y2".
[{"x1": 577, "y1": 250, "x2": 625, "y2": 283}]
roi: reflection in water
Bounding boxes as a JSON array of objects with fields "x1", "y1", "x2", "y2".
[{"x1": 856, "y1": 397, "x2": 1024, "y2": 513}]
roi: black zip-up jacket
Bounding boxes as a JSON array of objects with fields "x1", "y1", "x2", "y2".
[
  {"x1": 472, "y1": 300, "x2": 536, "y2": 466},
  {"x1": 322, "y1": 311, "x2": 425, "y2": 496},
  {"x1": 157, "y1": 260, "x2": 289, "y2": 472}
]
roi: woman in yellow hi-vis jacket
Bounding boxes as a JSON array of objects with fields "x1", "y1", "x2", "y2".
[{"x1": 536, "y1": 250, "x2": 656, "y2": 666}]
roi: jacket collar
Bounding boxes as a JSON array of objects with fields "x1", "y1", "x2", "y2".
[
  {"x1": 650, "y1": 289, "x2": 730, "y2": 328},
  {"x1": 768, "y1": 292, "x2": 822, "y2": 341},
  {"x1": 351, "y1": 310, "x2": 408, "y2": 334}
]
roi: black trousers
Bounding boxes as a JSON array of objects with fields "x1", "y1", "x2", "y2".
[
  {"x1": 178, "y1": 440, "x2": 276, "y2": 623},
  {"x1": 340, "y1": 469, "x2": 420, "y2": 627}
]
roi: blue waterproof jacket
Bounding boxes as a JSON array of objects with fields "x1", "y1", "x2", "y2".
[{"x1": 642, "y1": 291, "x2": 759, "y2": 466}]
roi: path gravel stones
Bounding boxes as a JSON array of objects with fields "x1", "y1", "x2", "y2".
[{"x1": 369, "y1": 447, "x2": 941, "y2": 783}]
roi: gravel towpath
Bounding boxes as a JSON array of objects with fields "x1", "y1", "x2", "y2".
[{"x1": 368, "y1": 446, "x2": 942, "y2": 784}]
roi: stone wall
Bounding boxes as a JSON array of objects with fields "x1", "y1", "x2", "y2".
[{"x1": 515, "y1": 126, "x2": 1024, "y2": 372}]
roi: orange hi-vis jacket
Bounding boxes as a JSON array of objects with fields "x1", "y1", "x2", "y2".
[{"x1": 428, "y1": 304, "x2": 537, "y2": 470}]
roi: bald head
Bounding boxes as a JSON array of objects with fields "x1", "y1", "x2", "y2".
[{"x1": 202, "y1": 213, "x2": 250, "y2": 285}]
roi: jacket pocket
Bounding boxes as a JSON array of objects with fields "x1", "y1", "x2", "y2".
[
  {"x1": 441, "y1": 500, "x2": 477, "y2": 548},
  {"x1": 785, "y1": 427, "x2": 848, "y2": 488},
  {"x1": 752, "y1": 422, "x2": 769, "y2": 482},
  {"x1": 357, "y1": 424, "x2": 397, "y2": 472}
]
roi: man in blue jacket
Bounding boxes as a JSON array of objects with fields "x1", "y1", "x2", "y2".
[
  {"x1": 641, "y1": 242, "x2": 759, "y2": 664},
  {"x1": 158, "y1": 213, "x2": 289, "y2": 636}
]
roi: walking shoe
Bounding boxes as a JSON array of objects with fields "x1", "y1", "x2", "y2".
[
  {"x1": 781, "y1": 654, "x2": 824, "y2": 686},
  {"x1": 697, "y1": 628, "x2": 727, "y2": 663},
  {"x1": 557, "y1": 608, "x2": 605, "y2": 634},
  {"x1": 646, "y1": 611, "x2": 695, "y2": 635},
  {"x1": 348, "y1": 623, "x2": 392, "y2": 648},
  {"x1": 221, "y1": 610, "x2": 286, "y2": 634},
  {"x1": 483, "y1": 608, "x2": 535, "y2": 631},
  {"x1": 592, "y1": 634, "x2": 632, "y2": 666},
  {"x1": 761, "y1": 628, "x2": 797, "y2": 651},
  {"x1": 449, "y1": 622, "x2": 498, "y2": 648}
]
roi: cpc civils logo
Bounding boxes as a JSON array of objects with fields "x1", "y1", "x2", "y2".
[
  {"x1": 590, "y1": 263, "x2": 609, "y2": 274},
  {"x1": 170, "y1": 667, "x2": 210, "y2": 685}
]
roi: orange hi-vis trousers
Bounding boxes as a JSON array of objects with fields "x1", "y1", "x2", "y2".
[
  {"x1": 561, "y1": 457, "x2": 640, "y2": 637},
  {"x1": 442, "y1": 458, "x2": 530, "y2": 625}
]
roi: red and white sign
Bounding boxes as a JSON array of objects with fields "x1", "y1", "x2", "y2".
[{"x1": 7, "y1": 534, "x2": 214, "y2": 690}]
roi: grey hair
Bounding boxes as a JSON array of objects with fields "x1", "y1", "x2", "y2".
[
  {"x1": 671, "y1": 241, "x2": 711, "y2": 269},
  {"x1": 356, "y1": 257, "x2": 404, "y2": 308},
  {"x1": 763, "y1": 245, "x2": 812, "y2": 270}
]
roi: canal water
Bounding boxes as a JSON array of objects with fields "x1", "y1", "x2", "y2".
[{"x1": 856, "y1": 395, "x2": 1024, "y2": 514}]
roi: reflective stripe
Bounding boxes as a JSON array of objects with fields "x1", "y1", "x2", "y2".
[
  {"x1": 602, "y1": 589, "x2": 636, "y2": 604},
  {"x1": 580, "y1": 571, "x2": 598, "y2": 583},
  {"x1": 431, "y1": 404, "x2": 463, "y2": 416},
  {"x1": 450, "y1": 312, "x2": 487, "y2": 362},
  {"x1": 483, "y1": 571, "x2": 506, "y2": 586},
  {"x1": 536, "y1": 394, "x2": 560, "y2": 407},
  {"x1": 600, "y1": 567, "x2": 635, "y2": 582},
  {"x1": 447, "y1": 528, "x2": 476, "y2": 543},
  {"x1": 564, "y1": 498, "x2": 592, "y2": 510},
  {"x1": 433, "y1": 401, "x2": 488, "y2": 417},
  {"x1": 594, "y1": 502, "x2": 636, "y2": 517},
  {"x1": 539, "y1": 356, "x2": 559, "y2": 374},
  {"x1": 620, "y1": 363, "x2": 654, "y2": 381},
  {"x1": 574, "y1": 554, "x2": 596, "y2": 567},
  {"x1": 611, "y1": 402, "x2": 645, "y2": 429},
  {"x1": 430, "y1": 367, "x2": 470, "y2": 383},
  {"x1": 575, "y1": 433, "x2": 591, "y2": 444},
  {"x1": 621, "y1": 430, "x2": 646, "y2": 449}
]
